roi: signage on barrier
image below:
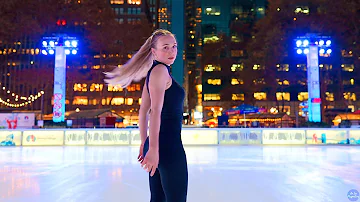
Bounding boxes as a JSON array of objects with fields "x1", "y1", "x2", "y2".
[
  {"x1": 87, "y1": 130, "x2": 130, "y2": 145},
  {"x1": 65, "y1": 131, "x2": 86, "y2": 145},
  {"x1": 262, "y1": 130, "x2": 306, "y2": 144},
  {"x1": 306, "y1": 130, "x2": 347, "y2": 144},
  {"x1": 22, "y1": 131, "x2": 64, "y2": 146},
  {"x1": 0, "y1": 131, "x2": 22, "y2": 146},
  {"x1": 130, "y1": 130, "x2": 142, "y2": 145},
  {"x1": 349, "y1": 130, "x2": 360, "y2": 145},
  {"x1": 219, "y1": 130, "x2": 261, "y2": 144},
  {"x1": 181, "y1": 130, "x2": 218, "y2": 145}
]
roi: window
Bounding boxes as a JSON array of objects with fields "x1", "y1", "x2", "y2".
[
  {"x1": 277, "y1": 64, "x2": 289, "y2": 71},
  {"x1": 231, "y1": 50, "x2": 244, "y2": 57},
  {"x1": 128, "y1": 0, "x2": 141, "y2": 5},
  {"x1": 204, "y1": 35, "x2": 220, "y2": 44},
  {"x1": 253, "y1": 78, "x2": 266, "y2": 85},
  {"x1": 344, "y1": 92, "x2": 356, "y2": 101},
  {"x1": 341, "y1": 50, "x2": 353, "y2": 57},
  {"x1": 231, "y1": 78, "x2": 244, "y2": 85},
  {"x1": 205, "y1": 7, "x2": 221, "y2": 16},
  {"x1": 110, "y1": 0, "x2": 124, "y2": 4},
  {"x1": 90, "y1": 84, "x2": 103, "y2": 92},
  {"x1": 111, "y1": 97, "x2": 124, "y2": 105},
  {"x1": 295, "y1": 6, "x2": 309, "y2": 14},
  {"x1": 204, "y1": 64, "x2": 221, "y2": 72},
  {"x1": 231, "y1": 6, "x2": 242, "y2": 15},
  {"x1": 298, "y1": 92, "x2": 308, "y2": 101},
  {"x1": 204, "y1": 94, "x2": 221, "y2": 101},
  {"x1": 277, "y1": 79, "x2": 290, "y2": 85},
  {"x1": 297, "y1": 64, "x2": 306, "y2": 71},
  {"x1": 73, "y1": 83, "x2": 87, "y2": 92},
  {"x1": 127, "y1": 84, "x2": 141, "y2": 91},
  {"x1": 276, "y1": 92, "x2": 290, "y2": 101},
  {"x1": 125, "y1": 98, "x2": 134, "y2": 105},
  {"x1": 343, "y1": 79, "x2": 355, "y2": 85},
  {"x1": 342, "y1": 64, "x2": 354, "y2": 72},
  {"x1": 254, "y1": 92, "x2": 266, "y2": 100},
  {"x1": 108, "y1": 84, "x2": 123, "y2": 92},
  {"x1": 232, "y1": 94, "x2": 244, "y2": 101},
  {"x1": 207, "y1": 79, "x2": 221, "y2": 85},
  {"x1": 73, "y1": 96, "x2": 88, "y2": 105},
  {"x1": 253, "y1": 64, "x2": 263, "y2": 70},
  {"x1": 231, "y1": 64, "x2": 244, "y2": 71},
  {"x1": 326, "y1": 92, "x2": 334, "y2": 102},
  {"x1": 298, "y1": 80, "x2": 306, "y2": 86},
  {"x1": 319, "y1": 64, "x2": 332, "y2": 71}
]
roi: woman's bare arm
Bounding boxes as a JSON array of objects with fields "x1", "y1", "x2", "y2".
[{"x1": 139, "y1": 82, "x2": 151, "y2": 145}]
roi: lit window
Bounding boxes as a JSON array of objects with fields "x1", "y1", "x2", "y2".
[
  {"x1": 296, "y1": 64, "x2": 306, "y2": 71},
  {"x1": 276, "y1": 92, "x2": 290, "y2": 101},
  {"x1": 276, "y1": 64, "x2": 289, "y2": 71},
  {"x1": 127, "y1": 84, "x2": 141, "y2": 91},
  {"x1": 295, "y1": 6, "x2": 309, "y2": 14},
  {"x1": 253, "y1": 78, "x2": 266, "y2": 85},
  {"x1": 342, "y1": 64, "x2": 354, "y2": 72},
  {"x1": 138, "y1": 98, "x2": 142, "y2": 105},
  {"x1": 341, "y1": 50, "x2": 353, "y2": 57},
  {"x1": 108, "y1": 84, "x2": 123, "y2": 92},
  {"x1": 232, "y1": 94, "x2": 244, "y2": 101},
  {"x1": 125, "y1": 98, "x2": 134, "y2": 105},
  {"x1": 204, "y1": 64, "x2": 221, "y2": 72},
  {"x1": 254, "y1": 92, "x2": 266, "y2": 100},
  {"x1": 277, "y1": 79, "x2": 290, "y2": 85},
  {"x1": 73, "y1": 96, "x2": 88, "y2": 105},
  {"x1": 110, "y1": 0, "x2": 124, "y2": 4},
  {"x1": 326, "y1": 92, "x2": 334, "y2": 102},
  {"x1": 73, "y1": 83, "x2": 87, "y2": 92},
  {"x1": 90, "y1": 84, "x2": 103, "y2": 92},
  {"x1": 203, "y1": 35, "x2": 220, "y2": 44},
  {"x1": 204, "y1": 7, "x2": 220, "y2": 16},
  {"x1": 344, "y1": 92, "x2": 356, "y2": 101},
  {"x1": 231, "y1": 50, "x2": 244, "y2": 57},
  {"x1": 128, "y1": 0, "x2": 141, "y2": 5},
  {"x1": 207, "y1": 79, "x2": 221, "y2": 85},
  {"x1": 231, "y1": 78, "x2": 243, "y2": 85},
  {"x1": 110, "y1": 97, "x2": 124, "y2": 105},
  {"x1": 204, "y1": 94, "x2": 221, "y2": 101},
  {"x1": 298, "y1": 92, "x2": 308, "y2": 101},
  {"x1": 253, "y1": 64, "x2": 263, "y2": 70}
]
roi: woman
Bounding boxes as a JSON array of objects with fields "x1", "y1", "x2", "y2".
[{"x1": 105, "y1": 29, "x2": 188, "y2": 202}]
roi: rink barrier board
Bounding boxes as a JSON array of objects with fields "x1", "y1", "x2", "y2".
[{"x1": 0, "y1": 128, "x2": 359, "y2": 146}]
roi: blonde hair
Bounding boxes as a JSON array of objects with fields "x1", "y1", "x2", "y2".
[{"x1": 104, "y1": 29, "x2": 175, "y2": 88}]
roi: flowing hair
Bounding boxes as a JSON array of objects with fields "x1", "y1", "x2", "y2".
[{"x1": 104, "y1": 29, "x2": 174, "y2": 88}]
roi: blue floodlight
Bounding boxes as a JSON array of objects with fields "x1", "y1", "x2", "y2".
[
  {"x1": 303, "y1": 40, "x2": 309, "y2": 46},
  {"x1": 42, "y1": 50, "x2": 47, "y2": 55},
  {"x1": 42, "y1": 41, "x2": 48, "y2": 47},
  {"x1": 49, "y1": 50, "x2": 55, "y2": 55},
  {"x1": 49, "y1": 41, "x2": 55, "y2": 47},
  {"x1": 65, "y1": 41, "x2": 71, "y2": 47},
  {"x1": 326, "y1": 49, "x2": 332, "y2": 54},
  {"x1": 326, "y1": 40, "x2": 331, "y2": 46},
  {"x1": 319, "y1": 40, "x2": 324, "y2": 46},
  {"x1": 297, "y1": 49, "x2": 303, "y2": 54},
  {"x1": 296, "y1": 40, "x2": 302, "y2": 47},
  {"x1": 71, "y1": 41, "x2": 78, "y2": 47},
  {"x1": 319, "y1": 49, "x2": 325, "y2": 54},
  {"x1": 304, "y1": 48, "x2": 309, "y2": 54},
  {"x1": 72, "y1": 50, "x2": 77, "y2": 55},
  {"x1": 65, "y1": 49, "x2": 71, "y2": 55}
]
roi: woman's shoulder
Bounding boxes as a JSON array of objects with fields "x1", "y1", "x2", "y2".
[{"x1": 150, "y1": 63, "x2": 169, "y2": 77}]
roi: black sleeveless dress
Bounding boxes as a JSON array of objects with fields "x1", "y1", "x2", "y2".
[{"x1": 143, "y1": 60, "x2": 188, "y2": 202}]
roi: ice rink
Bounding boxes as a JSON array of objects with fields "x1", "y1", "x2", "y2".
[{"x1": 1, "y1": 145, "x2": 359, "y2": 202}]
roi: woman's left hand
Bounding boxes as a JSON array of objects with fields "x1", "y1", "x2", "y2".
[{"x1": 141, "y1": 148, "x2": 159, "y2": 177}]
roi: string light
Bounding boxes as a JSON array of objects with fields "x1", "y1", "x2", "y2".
[{"x1": 0, "y1": 83, "x2": 45, "y2": 108}]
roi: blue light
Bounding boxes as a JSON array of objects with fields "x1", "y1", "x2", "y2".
[
  {"x1": 319, "y1": 49, "x2": 325, "y2": 54},
  {"x1": 49, "y1": 41, "x2": 55, "y2": 47},
  {"x1": 296, "y1": 40, "x2": 302, "y2": 47},
  {"x1": 297, "y1": 49, "x2": 303, "y2": 54},
  {"x1": 49, "y1": 50, "x2": 55, "y2": 55},
  {"x1": 319, "y1": 40, "x2": 324, "y2": 46},
  {"x1": 71, "y1": 41, "x2": 78, "y2": 47},
  {"x1": 326, "y1": 40, "x2": 331, "y2": 46},
  {"x1": 65, "y1": 41, "x2": 71, "y2": 47},
  {"x1": 65, "y1": 49, "x2": 70, "y2": 55},
  {"x1": 72, "y1": 50, "x2": 77, "y2": 55},
  {"x1": 304, "y1": 48, "x2": 309, "y2": 54},
  {"x1": 42, "y1": 50, "x2": 47, "y2": 55},
  {"x1": 303, "y1": 40, "x2": 309, "y2": 46},
  {"x1": 326, "y1": 49, "x2": 332, "y2": 54},
  {"x1": 42, "y1": 41, "x2": 48, "y2": 47}
]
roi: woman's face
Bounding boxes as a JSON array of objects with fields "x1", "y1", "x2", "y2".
[{"x1": 152, "y1": 35, "x2": 177, "y2": 65}]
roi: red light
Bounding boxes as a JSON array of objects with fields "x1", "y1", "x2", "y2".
[
  {"x1": 312, "y1": 98, "x2": 321, "y2": 103},
  {"x1": 56, "y1": 19, "x2": 67, "y2": 26}
]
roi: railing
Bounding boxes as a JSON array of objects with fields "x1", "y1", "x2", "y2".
[{"x1": 0, "y1": 128, "x2": 359, "y2": 146}]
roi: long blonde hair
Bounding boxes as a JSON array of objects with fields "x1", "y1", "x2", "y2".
[{"x1": 104, "y1": 29, "x2": 174, "y2": 88}]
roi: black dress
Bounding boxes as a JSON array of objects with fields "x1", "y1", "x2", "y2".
[{"x1": 143, "y1": 60, "x2": 188, "y2": 202}]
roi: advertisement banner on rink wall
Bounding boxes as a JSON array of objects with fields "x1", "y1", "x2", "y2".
[
  {"x1": 306, "y1": 130, "x2": 347, "y2": 144},
  {"x1": 262, "y1": 130, "x2": 306, "y2": 144},
  {"x1": 65, "y1": 131, "x2": 86, "y2": 145},
  {"x1": 219, "y1": 130, "x2": 262, "y2": 144},
  {"x1": 22, "y1": 131, "x2": 64, "y2": 146},
  {"x1": 130, "y1": 130, "x2": 141, "y2": 145},
  {"x1": 0, "y1": 131, "x2": 22, "y2": 146},
  {"x1": 86, "y1": 130, "x2": 130, "y2": 145},
  {"x1": 349, "y1": 130, "x2": 360, "y2": 145},
  {"x1": 181, "y1": 130, "x2": 218, "y2": 145}
]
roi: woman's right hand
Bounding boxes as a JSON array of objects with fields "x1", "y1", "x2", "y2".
[{"x1": 137, "y1": 143, "x2": 145, "y2": 163}]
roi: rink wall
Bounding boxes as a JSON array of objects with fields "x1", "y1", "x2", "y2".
[{"x1": 0, "y1": 128, "x2": 359, "y2": 146}]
